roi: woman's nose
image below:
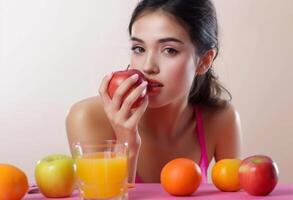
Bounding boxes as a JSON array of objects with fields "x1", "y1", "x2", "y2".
[{"x1": 142, "y1": 52, "x2": 159, "y2": 75}]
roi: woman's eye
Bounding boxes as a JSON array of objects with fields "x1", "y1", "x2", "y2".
[
  {"x1": 163, "y1": 48, "x2": 178, "y2": 56},
  {"x1": 131, "y1": 46, "x2": 145, "y2": 54}
]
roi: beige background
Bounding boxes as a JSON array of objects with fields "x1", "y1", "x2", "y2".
[{"x1": 1, "y1": 0, "x2": 292, "y2": 183}]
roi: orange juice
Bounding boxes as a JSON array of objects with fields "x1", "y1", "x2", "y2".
[{"x1": 76, "y1": 153, "x2": 128, "y2": 199}]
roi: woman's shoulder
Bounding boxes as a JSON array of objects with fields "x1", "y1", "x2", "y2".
[
  {"x1": 201, "y1": 102, "x2": 240, "y2": 126},
  {"x1": 66, "y1": 96, "x2": 114, "y2": 136},
  {"x1": 201, "y1": 102, "x2": 242, "y2": 160},
  {"x1": 200, "y1": 102, "x2": 241, "y2": 144},
  {"x1": 67, "y1": 96, "x2": 105, "y2": 120}
]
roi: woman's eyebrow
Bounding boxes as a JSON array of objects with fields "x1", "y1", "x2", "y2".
[
  {"x1": 130, "y1": 36, "x2": 184, "y2": 44},
  {"x1": 158, "y1": 37, "x2": 184, "y2": 44},
  {"x1": 130, "y1": 37, "x2": 144, "y2": 43}
]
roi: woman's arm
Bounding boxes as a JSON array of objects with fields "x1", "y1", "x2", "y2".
[
  {"x1": 65, "y1": 96, "x2": 141, "y2": 183},
  {"x1": 214, "y1": 104, "x2": 243, "y2": 162},
  {"x1": 66, "y1": 71, "x2": 148, "y2": 183},
  {"x1": 66, "y1": 96, "x2": 115, "y2": 153}
]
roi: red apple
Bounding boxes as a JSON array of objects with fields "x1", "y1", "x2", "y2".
[
  {"x1": 107, "y1": 69, "x2": 147, "y2": 108},
  {"x1": 238, "y1": 155, "x2": 279, "y2": 196}
]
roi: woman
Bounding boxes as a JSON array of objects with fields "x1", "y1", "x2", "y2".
[{"x1": 66, "y1": 0, "x2": 242, "y2": 183}]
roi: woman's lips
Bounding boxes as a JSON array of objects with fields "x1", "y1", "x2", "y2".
[
  {"x1": 147, "y1": 82, "x2": 164, "y2": 88},
  {"x1": 146, "y1": 79, "x2": 164, "y2": 94}
]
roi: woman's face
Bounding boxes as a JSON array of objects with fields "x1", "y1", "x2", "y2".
[{"x1": 130, "y1": 11, "x2": 199, "y2": 107}]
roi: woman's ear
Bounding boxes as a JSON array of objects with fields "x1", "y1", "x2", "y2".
[{"x1": 196, "y1": 49, "x2": 217, "y2": 75}]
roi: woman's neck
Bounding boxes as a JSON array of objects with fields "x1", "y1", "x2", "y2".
[{"x1": 139, "y1": 100, "x2": 195, "y2": 142}]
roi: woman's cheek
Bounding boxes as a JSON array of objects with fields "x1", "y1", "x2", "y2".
[{"x1": 163, "y1": 59, "x2": 194, "y2": 91}]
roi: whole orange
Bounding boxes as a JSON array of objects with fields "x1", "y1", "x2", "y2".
[
  {"x1": 0, "y1": 163, "x2": 29, "y2": 200},
  {"x1": 212, "y1": 159, "x2": 242, "y2": 192},
  {"x1": 160, "y1": 158, "x2": 202, "y2": 196}
]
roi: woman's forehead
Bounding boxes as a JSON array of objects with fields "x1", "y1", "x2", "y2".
[{"x1": 131, "y1": 10, "x2": 192, "y2": 44}]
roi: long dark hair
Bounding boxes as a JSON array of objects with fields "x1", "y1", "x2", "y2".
[{"x1": 128, "y1": 0, "x2": 232, "y2": 108}]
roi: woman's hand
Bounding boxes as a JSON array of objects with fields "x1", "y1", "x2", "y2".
[
  {"x1": 98, "y1": 73, "x2": 148, "y2": 145},
  {"x1": 99, "y1": 72, "x2": 148, "y2": 183}
]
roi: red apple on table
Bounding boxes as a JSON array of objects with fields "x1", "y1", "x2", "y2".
[
  {"x1": 238, "y1": 155, "x2": 279, "y2": 196},
  {"x1": 34, "y1": 154, "x2": 75, "y2": 198},
  {"x1": 107, "y1": 69, "x2": 147, "y2": 108}
]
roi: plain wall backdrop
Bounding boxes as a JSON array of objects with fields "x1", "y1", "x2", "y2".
[{"x1": 1, "y1": 0, "x2": 292, "y2": 183}]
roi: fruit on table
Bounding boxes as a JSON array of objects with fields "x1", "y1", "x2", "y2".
[
  {"x1": 107, "y1": 69, "x2": 147, "y2": 108},
  {"x1": 212, "y1": 159, "x2": 242, "y2": 192},
  {"x1": 34, "y1": 154, "x2": 75, "y2": 198},
  {"x1": 239, "y1": 155, "x2": 279, "y2": 196},
  {"x1": 0, "y1": 163, "x2": 29, "y2": 200},
  {"x1": 160, "y1": 158, "x2": 202, "y2": 196}
]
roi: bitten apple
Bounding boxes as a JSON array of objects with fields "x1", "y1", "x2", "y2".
[
  {"x1": 107, "y1": 69, "x2": 147, "y2": 108},
  {"x1": 35, "y1": 154, "x2": 75, "y2": 198},
  {"x1": 239, "y1": 155, "x2": 279, "y2": 196}
]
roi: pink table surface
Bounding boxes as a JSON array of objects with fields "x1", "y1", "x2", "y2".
[{"x1": 24, "y1": 183, "x2": 293, "y2": 200}]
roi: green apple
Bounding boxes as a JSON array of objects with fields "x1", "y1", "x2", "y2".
[{"x1": 34, "y1": 154, "x2": 75, "y2": 198}]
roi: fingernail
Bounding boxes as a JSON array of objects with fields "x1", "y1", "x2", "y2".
[
  {"x1": 130, "y1": 74, "x2": 139, "y2": 80},
  {"x1": 141, "y1": 81, "x2": 148, "y2": 87},
  {"x1": 140, "y1": 85, "x2": 147, "y2": 97}
]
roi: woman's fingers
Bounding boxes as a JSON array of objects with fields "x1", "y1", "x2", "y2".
[
  {"x1": 98, "y1": 73, "x2": 113, "y2": 104},
  {"x1": 111, "y1": 74, "x2": 140, "y2": 110},
  {"x1": 111, "y1": 81, "x2": 148, "y2": 129},
  {"x1": 98, "y1": 72, "x2": 148, "y2": 137},
  {"x1": 119, "y1": 81, "x2": 148, "y2": 116},
  {"x1": 126, "y1": 95, "x2": 149, "y2": 127}
]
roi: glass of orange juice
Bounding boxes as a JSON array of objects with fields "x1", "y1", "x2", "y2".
[{"x1": 73, "y1": 140, "x2": 128, "y2": 200}]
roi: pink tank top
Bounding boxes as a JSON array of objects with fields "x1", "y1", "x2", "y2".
[{"x1": 135, "y1": 105, "x2": 209, "y2": 184}]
